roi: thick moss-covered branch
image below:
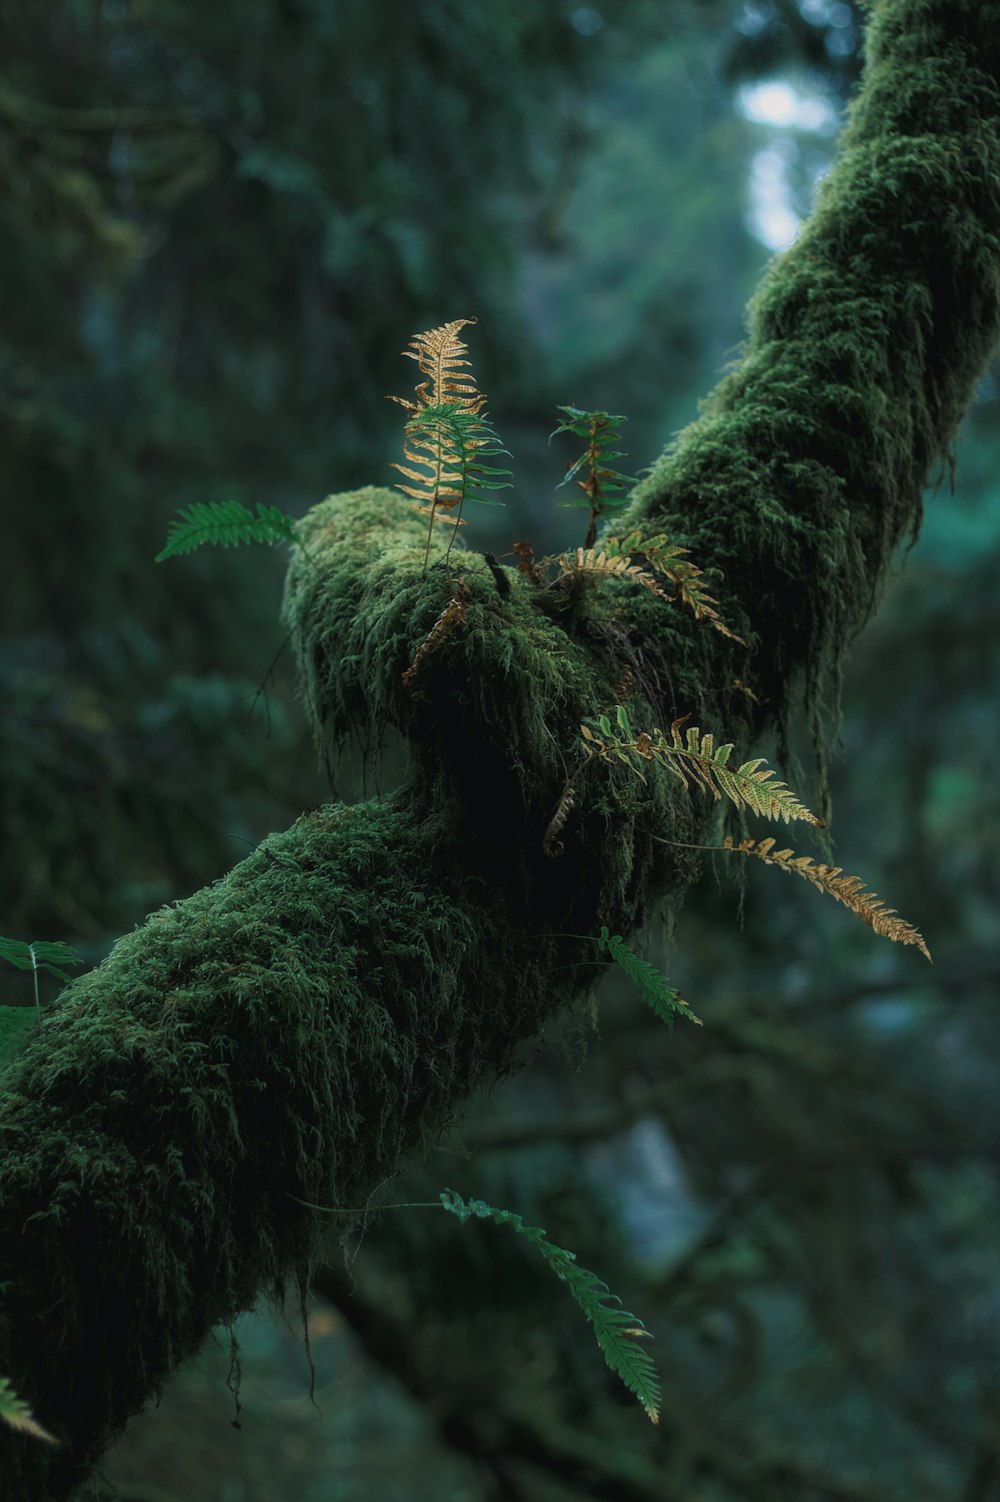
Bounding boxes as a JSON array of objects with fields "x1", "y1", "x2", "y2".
[
  {"x1": 2, "y1": 2, "x2": 999, "y2": 1496},
  {"x1": 0, "y1": 795, "x2": 690, "y2": 1499},
  {"x1": 612, "y1": 0, "x2": 1000, "y2": 737}
]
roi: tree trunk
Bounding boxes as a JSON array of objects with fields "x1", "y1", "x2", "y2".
[{"x1": 2, "y1": 1, "x2": 998, "y2": 1495}]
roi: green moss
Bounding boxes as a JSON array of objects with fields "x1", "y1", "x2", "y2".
[
  {"x1": 616, "y1": 0, "x2": 1000, "y2": 772},
  {"x1": 3, "y1": 2, "x2": 1000, "y2": 1494}
]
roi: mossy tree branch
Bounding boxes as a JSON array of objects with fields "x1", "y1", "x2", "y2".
[{"x1": 2, "y1": 1, "x2": 999, "y2": 1495}]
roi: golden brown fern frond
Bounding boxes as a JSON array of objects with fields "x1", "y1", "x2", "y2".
[
  {"x1": 387, "y1": 317, "x2": 485, "y2": 416},
  {"x1": 723, "y1": 836, "x2": 932, "y2": 961},
  {"x1": 390, "y1": 414, "x2": 467, "y2": 512},
  {"x1": 558, "y1": 547, "x2": 672, "y2": 602},
  {"x1": 388, "y1": 320, "x2": 511, "y2": 565},
  {"x1": 581, "y1": 709, "x2": 824, "y2": 824},
  {"x1": 401, "y1": 583, "x2": 470, "y2": 692},
  {"x1": 605, "y1": 532, "x2": 745, "y2": 643},
  {"x1": 665, "y1": 559, "x2": 746, "y2": 643},
  {"x1": 664, "y1": 718, "x2": 824, "y2": 826}
]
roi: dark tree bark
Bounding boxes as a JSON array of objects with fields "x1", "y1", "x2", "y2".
[{"x1": 2, "y1": 1, "x2": 999, "y2": 1495}]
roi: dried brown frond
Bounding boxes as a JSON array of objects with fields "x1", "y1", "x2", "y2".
[
  {"x1": 558, "y1": 547, "x2": 672, "y2": 602},
  {"x1": 723, "y1": 836, "x2": 932, "y2": 961},
  {"x1": 542, "y1": 781, "x2": 577, "y2": 858},
  {"x1": 387, "y1": 317, "x2": 485, "y2": 416},
  {"x1": 512, "y1": 538, "x2": 543, "y2": 585},
  {"x1": 606, "y1": 531, "x2": 745, "y2": 643},
  {"x1": 733, "y1": 677, "x2": 762, "y2": 704},
  {"x1": 401, "y1": 583, "x2": 470, "y2": 693}
]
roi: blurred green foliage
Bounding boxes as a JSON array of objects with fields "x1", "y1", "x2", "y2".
[{"x1": 4, "y1": 1, "x2": 999, "y2": 1499}]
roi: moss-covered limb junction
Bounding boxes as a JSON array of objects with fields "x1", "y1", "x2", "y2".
[{"x1": 2, "y1": 1, "x2": 999, "y2": 1495}]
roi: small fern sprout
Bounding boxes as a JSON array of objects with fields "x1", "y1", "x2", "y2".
[
  {"x1": 0, "y1": 936, "x2": 84, "y2": 1068},
  {"x1": 0, "y1": 936, "x2": 82, "y2": 1013},
  {"x1": 549, "y1": 406, "x2": 637, "y2": 548}
]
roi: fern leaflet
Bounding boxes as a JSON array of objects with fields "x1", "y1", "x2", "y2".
[
  {"x1": 0, "y1": 1375, "x2": 56, "y2": 1444},
  {"x1": 156, "y1": 500, "x2": 300, "y2": 561},
  {"x1": 597, "y1": 926, "x2": 701, "y2": 1029},
  {"x1": 0, "y1": 935, "x2": 82, "y2": 1014},
  {"x1": 603, "y1": 531, "x2": 745, "y2": 643},
  {"x1": 722, "y1": 836, "x2": 932, "y2": 961},
  {"x1": 557, "y1": 546, "x2": 672, "y2": 603},
  {"x1": 440, "y1": 1189, "x2": 661, "y2": 1425},
  {"x1": 581, "y1": 708, "x2": 824, "y2": 826},
  {"x1": 387, "y1": 316, "x2": 485, "y2": 415}
]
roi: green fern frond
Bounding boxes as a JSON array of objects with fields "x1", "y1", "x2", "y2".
[
  {"x1": 549, "y1": 407, "x2": 636, "y2": 548},
  {"x1": 597, "y1": 926, "x2": 701, "y2": 1030},
  {"x1": 581, "y1": 709, "x2": 824, "y2": 827},
  {"x1": 0, "y1": 1375, "x2": 56, "y2": 1444},
  {"x1": 0, "y1": 937, "x2": 81, "y2": 986},
  {"x1": 392, "y1": 401, "x2": 512, "y2": 565},
  {"x1": 156, "y1": 500, "x2": 300, "y2": 561},
  {"x1": 604, "y1": 530, "x2": 690, "y2": 575},
  {"x1": 0, "y1": 935, "x2": 83, "y2": 1016},
  {"x1": 440, "y1": 1189, "x2": 661, "y2": 1425},
  {"x1": 663, "y1": 717, "x2": 823, "y2": 824},
  {"x1": 722, "y1": 837, "x2": 932, "y2": 961}
]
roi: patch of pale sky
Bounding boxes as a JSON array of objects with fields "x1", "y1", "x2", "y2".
[{"x1": 738, "y1": 81, "x2": 838, "y2": 250}]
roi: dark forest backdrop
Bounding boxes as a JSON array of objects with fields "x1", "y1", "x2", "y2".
[{"x1": 2, "y1": 1, "x2": 999, "y2": 1498}]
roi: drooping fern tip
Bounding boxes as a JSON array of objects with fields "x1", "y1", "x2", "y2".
[
  {"x1": 597, "y1": 926, "x2": 702, "y2": 1030},
  {"x1": 720, "y1": 836, "x2": 931, "y2": 961},
  {"x1": 582, "y1": 708, "x2": 824, "y2": 826},
  {"x1": 155, "y1": 499, "x2": 300, "y2": 561},
  {"x1": 0, "y1": 1375, "x2": 57, "y2": 1445},
  {"x1": 440, "y1": 1189, "x2": 661, "y2": 1425}
]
